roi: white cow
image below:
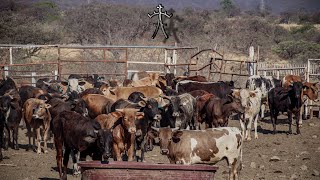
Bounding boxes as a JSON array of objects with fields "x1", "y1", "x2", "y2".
[{"x1": 233, "y1": 88, "x2": 262, "y2": 141}]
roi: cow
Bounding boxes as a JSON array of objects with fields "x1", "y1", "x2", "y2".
[
  {"x1": 19, "y1": 85, "x2": 46, "y2": 106},
  {"x1": 150, "y1": 127, "x2": 243, "y2": 180},
  {"x1": 0, "y1": 76, "x2": 17, "y2": 96},
  {"x1": 176, "y1": 80, "x2": 234, "y2": 99},
  {"x1": 195, "y1": 94, "x2": 245, "y2": 129},
  {"x1": 103, "y1": 108, "x2": 144, "y2": 161},
  {"x1": 0, "y1": 90, "x2": 22, "y2": 162},
  {"x1": 283, "y1": 74, "x2": 319, "y2": 123},
  {"x1": 110, "y1": 99, "x2": 142, "y2": 112},
  {"x1": 268, "y1": 82, "x2": 304, "y2": 134},
  {"x1": 128, "y1": 92, "x2": 146, "y2": 103},
  {"x1": 81, "y1": 94, "x2": 114, "y2": 119},
  {"x1": 53, "y1": 111, "x2": 113, "y2": 179},
  {"x1": 233, "y1": 88, "x2": 263, "y2": 141},
  {"x1": 100, "y1": 86, "x2": 163, "y2": 101},
  {"x1": 173, "y1": 75, "x2": 207, "y2": 86},
  {"x1": 163, "y1": 93, "x2": 196, "y2": 130},
  {"x1": 23, "y1": 98, "x2": 52, "y2": 154},
  {"x1": 246, "y1": 75, "x2": 282, "y2": 120}
]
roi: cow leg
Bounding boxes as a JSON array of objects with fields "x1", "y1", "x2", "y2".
[
  {"x1": 43, "y1": 125, "x2": 50, "y2": 153},
  {"x1": 246, "y1": 117, "x2": 253, "y2": 141},
  {"x1": 35, "y1": 128, "x2": 42, "y2": 154},
  {"x1": 296, "y1": 111, "x2": 301, "y2": 134},
  {"x1": 71, "y1": 150, "x2": 80, "y2": 176},
  {"x1": 0, "y1": 125, "x2": 3, "y2": 161},
  {"x1": 54, "y1": 138, "x2": 63, "y2": 179},
  {"x1": 239, "y1": 119, "x2": 245, "y2": 141},
  {"x1": 26, "y1": 124, "x2": 32, "y2": 151},
  {"x1": 288, "y1": 111, "x2": 292, "y2": 134},
  {"x1": 63, "y1": 147, "x2": 71, "y2": 180},
  {"x1": 113, "y1": 143, "x2": 122, "y2": 161},
  {"x1": 13, "y1": 126, "x2": 19, "y2": 150},
  {"x1": 254, "y1": 114, "x2": 259, "y2": 139},
  {"x1": 33, "y1": 128, "x2": 37, "y2": 152},
  {"x1": 260, "y1": 104, "x2": 265, "y2": 120},
  {"x1": 3, "y1": 126, "x2": 9, "y2": 150},
  {"x1": 127, "y1": 135, "x2": 136, "y2": 161},
  {"x1": 228, "y1": 157, "x2": 239, "y2": 180}
]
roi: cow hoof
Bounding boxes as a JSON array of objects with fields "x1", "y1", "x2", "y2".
[
  {"x1": 37, "y1": 151, "x2": 41, "y2": 154},
  {"x1": 298, "y1": 124, "x2": 302, "y2": 128},
  {"x1": 247, "y1": 138, "x2": 252, "y2": 141},
  {"x1": 14, "y1": 146, "x2": 19, "y2": 150},
  {"x1": 44, "y1": 150, "x2": 48, "y2": 154},
  {"x1": 73, "y1": 171, "x2": 81, "y2": 176},
  {"x1": 255, "y1": 136, "x2": 258, "y2": 139}
]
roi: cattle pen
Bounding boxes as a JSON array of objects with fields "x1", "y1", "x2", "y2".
[{"x1": 0, "y1": 44, "x2": 319, "y2": 116}]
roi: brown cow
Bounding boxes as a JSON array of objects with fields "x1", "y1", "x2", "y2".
[
  {"x1": 23, "y1": 98, "x2": 51, "y2": 154},
  {"x1": 103, "y1": 109, "x2": 144, "y2": 161},
  {"x1": 82, "y1": 94, "x2": 114, "y2": 119},
  {"x1": 100, "y1": 86, "x2": 163, "y2": 101},
  {"x1": 188, "y1": 90, "x2": 210, "y2": 98},
  {"x1": 282, "y1": 75, "x2": 303, "y2": 88}
]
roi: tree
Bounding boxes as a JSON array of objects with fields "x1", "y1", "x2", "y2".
[{"x1": 220, "y1": 0, "x2": 239, "y2": 17}]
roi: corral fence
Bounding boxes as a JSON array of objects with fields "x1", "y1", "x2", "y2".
[{"x1": 0, "y1": 44, "x2": 197, "y2": 86}]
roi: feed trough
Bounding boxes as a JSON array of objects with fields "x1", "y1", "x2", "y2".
[{"x1": 78, "y1": 161, "x2": 219, "y2": 180}]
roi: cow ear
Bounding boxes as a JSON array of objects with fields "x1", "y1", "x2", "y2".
[
  {"x1": 136, "y1": 112, "x2": 144, "y2": 119},
  {"x1": 78, "y1": 81, "x2": 86, "y2": 86},
  {"x1": 83, "y1": 136, "x2": 96, "y2": 144},
  {"x1": 231, "y1": 89, "x2": 240, "y2": 98},
  {"x1": 138, "y1": 101, "x2": 146, "y2": 107},
  {"x1": 61, "y1": 81, "x2": 68, "y2": 86}
]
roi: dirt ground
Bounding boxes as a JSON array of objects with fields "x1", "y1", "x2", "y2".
[{"x1": 0, "y1": 115, "x2": 319, "y2": 180}]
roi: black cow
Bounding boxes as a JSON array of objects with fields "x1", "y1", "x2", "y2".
[
  {"x1": 268, "y1": 82, "x2": 304, "y2": 134},
  {"x1": 53, "y1": 111, "x2": 113, "y2": 179},
  {"x1": 0, "y1": 77, "x2": 17, "y2": 95},
  {"x1": 19, "y1": 85, "x2": 45, "y2": 106},
  {"x1": 176, "y1": 80, "x2": 234, "y2": 99},
  {"x1": 111, "y1": 99, "x2": 141, "y2": 112},
  {"x1": 0, "y1": 89, "x2": 22, "y2": 161}
]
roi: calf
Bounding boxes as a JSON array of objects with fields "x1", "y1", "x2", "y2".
[
  {"x1": 0, "y1": 90, "x2": 22, "y2": 161},
  {"x1": 103, "y1": 108, "x2": 144, "y2": 161},
  {"x1": 23, "y1": 98, "x2": 52, "y2": 154},
  {"x1": 53, "y1": 111, "x2": 113, "y2": 180},
  {"x1": 268, "y1": 82, "x2": 304, "y2": 134},
  {"x1": 151, "y1": 127, "x2": 243, "y2": 180},
  {"x1": 233, "y1": 89, "x2": 262, "y2": 140}
]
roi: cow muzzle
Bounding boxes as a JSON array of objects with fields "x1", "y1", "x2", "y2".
[
  {"x1": 172, "y1": 112, "x2": 180, "y2": 117},
  {"x1": 161, "y1": 149, "x2": 169, "y2": 155},
  {"x1": 128, "y1": 127, "x2": 136, "y2": 134},
  {"x1": 103, "y1": 152, "x2": 112, "y2": 161},
  {"x1": 153, "y1": 114, "x2": 162, "y2": 121}
]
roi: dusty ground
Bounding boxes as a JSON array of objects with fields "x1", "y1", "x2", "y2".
[{"x1": 0, "y1": 115, "x2": 319, "y2": 180}]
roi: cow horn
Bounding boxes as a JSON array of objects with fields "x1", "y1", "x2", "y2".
[
  {"x1": 140, "y1": 96, "x2": 148, "y2": 102},
  {"x1": 151, "y1": 126, "x2": 160, "y2": 132},
  {"x1": 43, "y1": 81, "x2": 51, "y2": 86},
  {"x1": 161, "y1": 95, "x2": 171, "y2": 101},
  {"x1": 94, "y1": 130, "x2": 99, "y2": 134}
]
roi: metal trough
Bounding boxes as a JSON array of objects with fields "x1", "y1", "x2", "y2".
[{"x1": 78, "y1": 161, "x2": 219, "y2": 180}]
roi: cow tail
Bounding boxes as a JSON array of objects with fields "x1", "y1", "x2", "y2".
[{"x1": 240, "y1": 133, "x2": 243, "y2": 171}]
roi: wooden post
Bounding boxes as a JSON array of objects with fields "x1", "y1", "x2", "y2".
[
  {"x1": 276, "y1": 70, "x2": 280, "y2": 79},
  {"x1": 164, "y1": 49, "x2": 168, "y2": 73},
  {"x1": 173, "y1": 43, "x2": 177, "y2": 75},
  {"x1": 9, "y1": 47, "x2": 13, "y2": 65},
  {"x1": 31, "y1": 72, "x2": 36, "y2": 87},
  {"x1": 54, "y1": 70, "x2": 58, "y2": 81},
  {"x1": 248, "y1": 46, "x2": 254, "y2": 76}
]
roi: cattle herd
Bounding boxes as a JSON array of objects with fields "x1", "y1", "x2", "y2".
[{"x1": 0, "y1": 71, "x2": 318, "y2": 180}]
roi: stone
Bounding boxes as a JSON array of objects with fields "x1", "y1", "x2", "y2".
[
  {"x1": 250, "y1": 162, "x2": 256, "y2": 169},
  {"x1": 300, "y1": 165, "x2": 308, "y2": 171},
  {"x1": 309, "y1": 123, "x2": 315, "y2": 127},
  {"x1": 270, "y1": 156, "x2": 280, "y2": 162},
  {"x1": 290, "y1": 174, "x2": 298, "y2": 180},
  {"x1": 312, "y1": 170, "x2": 320, "y2": 176},
  {"x1": 300, "y1": 151, "x2": 309, "y2": 155},
  {"x1": 258, "y1": 165, "x2": 265, "y2": 170},
  {"x1": 259, "y1": 154, "x2": 268, "y2": 159},
  {"x1": 312, "y1": 135, "x2": 318, "y2": 139}
]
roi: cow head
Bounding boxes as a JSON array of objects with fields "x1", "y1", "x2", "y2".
[
  {"x1": 43, "y1": 81, "x2": 66, "y2": 94},
  {"x1": 303, "y1": 82, "x2": 319, "y2": 102},
  {"x1": 32, "y1": 101, "x2": 51, "y2": 119},
  {"x1": 238, "y1": 89, "x2": 262, "y2": 109},
  {"x1": 0, "y1": 95, "x2": 14, "y2": 115},
  {"x1": 72, "y1": 99, "x2": 89, "y2": 117},
  {"x1": 151, "y1": 127, "x2": 181, "y2": 155},
  {"x1": 170, "y1": 96, "x2": 182, "y2": 117},
  {"x1": 96, "y1": 129, "x2": 113, "y2": 161},
  {"x1": 116, "y1": 108, "x2": 144, "y2": 134},
  {"x1": 138, "y1": 98, "x2": 162, "y2": 122},
  {"x1": 225, "y1": 95, "x2": 245, "y2": 114},
  {"x1": 291, "y1": 82, "x2": 303, "y2": 99}
]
